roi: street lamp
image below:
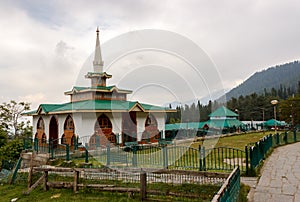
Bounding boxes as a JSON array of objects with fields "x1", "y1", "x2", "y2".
[
  {"x1": 271, "y1": 100, "x2": 278, "y2": 134},
  {"x1": 235, "y1": 109, "x2": 240, "y2": 132},
  {"x1": 235, "y1": 109, "x2": 239, "y2": 120}
]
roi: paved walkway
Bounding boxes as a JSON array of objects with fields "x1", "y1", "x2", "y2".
[{"x1": 249, "y1": 142, "x2": 300, "y2": 202}]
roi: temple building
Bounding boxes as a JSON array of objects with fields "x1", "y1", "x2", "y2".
[{"x1": 26, "y1": 28, "x2": 173, "y2": 147}]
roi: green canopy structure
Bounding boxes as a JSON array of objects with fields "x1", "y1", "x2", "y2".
[
  {"x1": 165, "y1": 122, "x2": 207, "y2": 130},
  {"x1": 206, "y1": 119, "x2": 245, "y2": 129},
  {"x1": 263, "y1": 119, "x2": 286, "y2": 127}
]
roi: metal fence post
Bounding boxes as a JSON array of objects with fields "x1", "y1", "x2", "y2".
[
  {"x1": 48, "y1": 138, "x2": 51, "y2": 154},
  {"x1": 85, "y1": 143, "x2": 89, "y2": 164},
  {"x1": 96, "y1": 136, "x2": 100, "y2": 148},
  {"x1": 34, "y1": 138, "x2": 38, "y2": 153},
  {"x1": 132, "y1": 146, "x2": 137, "y2": 167},
  {"x1": 10, "y1": 157, "x2": 22, "y2": 184},
  {"x1": 199, "y1": 145, "x2": 203, "y2": 171},
  {"x1": 294, "y1": 129, "x2": 297, "y2": 142},
  {"x1": 74, "y1": 136, "x2": 77, "y2": 150},
  {"x1": 276, "y1": 133, "x2": 279, "y2": 145},
  {"x1": 66, "y1": 144, "x2": 70, "y2": 161},
  {"x1": 50, "y1": 141, "x2": 54, "y2": 159},
  {"x1": 284, "y1": 132, "x2": 288, "y2": 144},
  {"x1": 269, "y1": 134, "x2": 273, "y2": 148},
  {"x1": 162, "y1": 145, "x2": 168, "y2": 169},
  {"x1": 202, "y1": 146, "x2": 206, "y2": 171},
  {"x1": 106, "y1": 143, "x2": 111, "y2": 166},
  {"x1": 249, "y1": 146, "x2": 253, "y2": 170}
]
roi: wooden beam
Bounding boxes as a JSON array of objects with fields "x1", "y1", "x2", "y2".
[
  {"x1": 23, "y1": 174, "x2": 45, "y2": 195},
  {"x1": 73, "y1": 171, "x2": 79, "y2": 193},
  {"x1": 44, "y1": 171, "x2": 49, "y2": 191}
]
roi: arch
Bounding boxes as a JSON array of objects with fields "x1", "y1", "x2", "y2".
[
  {"x1": 63, "y1": 115, "x2": 75, "y2": 146},
  {"x1": 142, "y1": 114, "x2": 160, "y2": 143},
  {"x1": 145, "y1": 114, "x2": 158, "y2": 129},
  {"x1": 89, "y1": 114, "x2": 116, "y2": 148},
  {"x1": 95, "y1": 114, "x2": 112, "y2": 131},
  {"x1": 49, "y1": 116, "x2": 58, "y2": 147},
  {"x1": 36, "y1": 117, "x2": 46, "y2": 145}
]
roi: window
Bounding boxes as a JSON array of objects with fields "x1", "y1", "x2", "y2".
[
  {"x1": 64, "y1": 115, "x2": 74, "y2": 131},
  {"x1": 145, "y1": 114, "x2": 158, "y2": 127},
  {"x1": 95, "y1": 114, "x2": 112, "y2": 130},
  {"x1": 37, "y1": 117, "x2": 45, "y2": 130}
]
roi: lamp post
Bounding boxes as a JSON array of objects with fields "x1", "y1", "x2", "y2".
[
  {"x1": 235, "y1": 109, "x2": 240, "y2": 133},
  {"x1": 271, "y1": 100, "x2": 278, "y2": 134},
  {"x1": 235, "y1": 109, "x2": 239, "y2": 120}
]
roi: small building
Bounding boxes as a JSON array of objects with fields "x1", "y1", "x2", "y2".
[
  {"x1": 164, "y1": 106, "x2": 245, "y2": 139},
  {"x1": 26, "y1": 28, "x2": 174, "y2": 147},
  {"x1": 207, "y1": 106, "x2": 245, "y2": 133}
]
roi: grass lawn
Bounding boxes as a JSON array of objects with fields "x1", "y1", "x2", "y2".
[
  {"x1": 0, "y1": 180, "x2": 219, "y2": 202},
  {"x1": 192, "y1": 131, "x2": 277, "y2": 150}
]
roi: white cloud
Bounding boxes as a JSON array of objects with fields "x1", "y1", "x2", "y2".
[{"x1": 0, "y1": 0, "x2": 299, "y2": 109}]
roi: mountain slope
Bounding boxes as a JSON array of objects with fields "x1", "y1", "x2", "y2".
[{"x1": 224, "y1": 61, "x2": 300, "y2": 99}]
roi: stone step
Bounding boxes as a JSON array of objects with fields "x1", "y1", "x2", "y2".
[{"x1": 21, "y1": 152, "x2": 49, "y2": 168}]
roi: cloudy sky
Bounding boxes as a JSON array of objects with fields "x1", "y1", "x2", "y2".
[{"x1": 0, "y1": 0, "x2": 299, "y2": 109}]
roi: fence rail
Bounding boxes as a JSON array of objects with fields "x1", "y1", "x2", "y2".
[
  {"x1": 24, "y1": 167, "x2": 228, "y2": 201},
  {"x1": 212, "y1": 167, "x2": 240, "y2": 202}
]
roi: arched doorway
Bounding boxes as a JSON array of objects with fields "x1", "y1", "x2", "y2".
[
  {"x1": 62, "y1": 115, "x2": 75, "y2": 146},
  {"x1": 36, "y1": 117, "x2": 46, "y2": 145},
  {"x1": 49, "y1": 116, "x2": 58, "y2": 147},
  {"x1": 89, "y1": 114, "x2": 115, "y2": 149},
  {"x1": 122, "y1": 112, "x2": 137, "y2": 144},
  {"x1": 142, "y1": 114, "x2": 160, "y2": 143}
]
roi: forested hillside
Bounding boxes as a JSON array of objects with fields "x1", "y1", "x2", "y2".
[
  {"x1": 166, "y1": 60, "x2": 300, "y2": 124},
  {"x1": 225, "y1": 61, "x2": 300, "y2": 99}
]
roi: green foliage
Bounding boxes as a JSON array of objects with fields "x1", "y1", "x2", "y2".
[
  {"x1": 279, "y1": 94, "x2": 300, "y2": 126},
  {"x1": 0, "y1": 126, "x2": 7, "y2": 148},
  {"x1": 225, "y1": 61, "x2": 300, "y2": 99},
  {"x1": 227, "y1": 93, "x2": 278, "y2": 121},
  {"x1": 0, "y1": 139, "x2": 23, "y2": 162},
  {"x1": 0, "y1": 100, "x2": 31, "y2": 137},
  {"x1": 0, "y1": 178, "x2": 220, "y2": 201},
  {"x1": 167, "y1": 79, "x2": 299, "y2": 123},
  {"x1": 238, "y1": 184, "x2": 251, "y2": 202}
]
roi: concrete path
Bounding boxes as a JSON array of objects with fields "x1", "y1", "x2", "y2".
[{"x1": 249, "y1": 142, "x2": 300, "y2": 202}]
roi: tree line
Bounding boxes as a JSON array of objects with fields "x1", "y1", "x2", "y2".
[{"x1": 166, "y1": 81, "x2": 300, "y2": 127}]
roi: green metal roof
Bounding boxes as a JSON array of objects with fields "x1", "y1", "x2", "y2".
[
  {"x1": 209, "y1": 106, "x2": 238, "y2": 117},
  {"x1": 25, "y1": 100, "x2": 171, "y2": 115},
  {"x1": 40, "y1": 104, "x2": 66, "y2": 113}
]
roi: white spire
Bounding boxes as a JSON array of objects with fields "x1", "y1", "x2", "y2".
[{"x1": 93, "y1": 27, "x2": 104, "y2": 73}]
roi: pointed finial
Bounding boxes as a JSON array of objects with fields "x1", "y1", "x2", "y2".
[{"x1": 93, "y1": 26, "x2": 104, "y2": 73}]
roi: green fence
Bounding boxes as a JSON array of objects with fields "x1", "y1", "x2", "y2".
[
  {"x1": 212, "y1": 167, "x2": 240, "y2": 202},
  {"x1": 247, "y1": 129, "x2": 300, "y2": 173},
  {"x1": 22, "y1": 129, "x2": 300, "y2": 175}
]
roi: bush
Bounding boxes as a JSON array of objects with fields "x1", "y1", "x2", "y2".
[{"x1": 0, "y1": 139, "x2": 23, "y2": 162}]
